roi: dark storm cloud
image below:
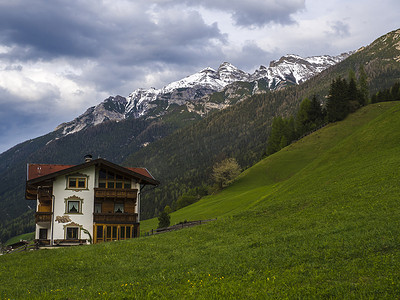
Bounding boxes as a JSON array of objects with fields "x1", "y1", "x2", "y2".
[
  {"x1": 0, "y1": 0, "x2": 228, "y2": 96},
  {"x1": 0, "y1": 1, "x2": 104, "y2": 59},
  {"x1": 156, "y1": 0, "x2": 305, "y2": 27},
  {"x1": 0, "y1": 1, "x2": 225, "y2": 67},
  {"x1": 112, "y1": 11, "x2": 225, "y2": 66},
  {"x1": 0, "y1": 87, "x2": 59, "y2": 153}
]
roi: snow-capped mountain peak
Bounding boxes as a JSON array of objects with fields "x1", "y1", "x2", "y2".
[
  {"x1": 162, "y1": 66, "x2": 223, "y2": 92},
  {"x1": 217, "y1": 62, "x2": 250, "y2": 84},
  {"x1": 55, "y1": 52, "x2": 351, "y2": 136},
  {"x1": 251, "y1": 53, "x2": 351, "y2": 88}
]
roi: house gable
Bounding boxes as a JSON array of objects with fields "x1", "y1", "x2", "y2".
[{"x1": 26, "y1": 158, "x2": 159, "y2": 197}]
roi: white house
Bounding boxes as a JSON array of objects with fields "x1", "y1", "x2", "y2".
[{"x1": 25, "y1": 156, "x2": 159, "y2": 246}]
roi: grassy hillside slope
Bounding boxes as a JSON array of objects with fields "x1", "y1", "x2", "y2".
[
  {"x1": 1, "y1": 102, "x2": 400, "y2": 299},
  {"x1": 141, "y1": 101, "x2": 398, "y2": 231}
]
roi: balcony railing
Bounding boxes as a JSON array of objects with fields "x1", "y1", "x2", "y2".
[
  {"x1": 94, "y1": 188, "x2": 138, "y2": 200},
  {"x1": 93, "y1": 213, "x2": 138, "y2": 224},
  {"x1": 35, "y1": 212, "x2": 52, "y2": 223}
]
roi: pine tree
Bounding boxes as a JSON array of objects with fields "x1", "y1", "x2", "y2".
[
  {"x1": 390, "y1": 82, "x2": 400, "y2": 100},
  {"x1": 348, "y1": 76, "x2": 361, "y2": 112},
  {"x1": 157, "y1": 211, "x2": 170, "y2": 228},
  {"x1": 295, "y1": 97, "x2": 312, "y2": 137},
  {"x1": 267, "y1": 117, "x2": 286, "y2": 155},
  {"x1": 327, "y1": 77, "x2": 351, "y2": 122},
  {"x1": 308, "y1": 95, "x2": 323, "y2": 126},
  {"x1": 358, "y1": 65, "x2": 369, "y2": 105},
  {"x1": 267, "y1": 116, "x2": 295, "y2": 155}
]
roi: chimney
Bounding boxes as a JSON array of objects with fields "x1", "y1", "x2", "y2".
[{"x1": 84, "y1": 154, "x2": 93, "y2": 163}]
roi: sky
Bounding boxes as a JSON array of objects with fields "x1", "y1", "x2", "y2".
[{"x1": 0, "y1": 0, "x2": 399, "y2": 154}]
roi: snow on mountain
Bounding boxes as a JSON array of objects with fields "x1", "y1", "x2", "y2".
[
  {"x1": 55, "y1": 96, "x2": 127, "y2": 135},
  {"x1": 125, "y1": 88, "x2": 160, "y2": 118},
  {"x1": 55, "y1": 53, "x2": 350, "y2": 136},
  {"x1": 251, "y1": 53, "x2": 351, "y2": 89},
  {"x1": 217, "y1": 62, "x2": 251, "y2": 85},
  {"x1": 124, "y1": 62, "x2": 252, "y2": 118}
]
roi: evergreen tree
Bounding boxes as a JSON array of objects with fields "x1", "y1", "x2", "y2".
[
  {"x1": 267, "y1": 116, "x2": 295, "y2": 155},
  {"x1": 157, "y1": 211, "x2": 170, "y2": 228},
  {"x1": 295, "y1": 97, "x2": 312, "y2": 137},
  {"x1": 390, "y1": 82, "x2": 400, "y2": 100},
  {"x1": 358, "y1": 65, "x2": 369, "y2": 105},
  {"x1": 347, "y1": 76, "x2": 361, "y2": 112},
  {"x1": 267, "y1": 117, "x2": 286, "y2": 155},
  {"x1": 308, "y1": 95, "x2": 323, "y2": 126},
  {"x1": 326, "y1": 77, "x2": 351, "y2": 122}
]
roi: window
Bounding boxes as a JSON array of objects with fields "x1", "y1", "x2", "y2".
[
  {"x1": 65, "y1": 196, "x2": 84, "y2": 214},
  {"x1": 114, "y1": 203, "x2": 124, "y2": 213},
  {"x1": 96, "y1": 225, "x2": 103, "y2": 241},
  {"x1": 67, "y1": 175, "x2": 88, "y2": 190},
  {"x1": 66, "y1": 227, "x2": 79, "y2": 240},
  {"x1": 104, "y1": 226, "x2": 119, "y2": 241},
  {"x1": 98, "y1": 168, "x2": 133, "y2": 189},
  {"x1": 94, "y1": 224, "x2": 135, "y2": 243},
  {"x1": 68, "y1": 201, "x2": 80, "y2": 213},
  {"x1": 94, "y1": 203, "x2": 102, "y2": 213}
]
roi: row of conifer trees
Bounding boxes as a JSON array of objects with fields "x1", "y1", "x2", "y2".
[{"x1": 267, "y1": 69, "x2": 399, "y2": 156}]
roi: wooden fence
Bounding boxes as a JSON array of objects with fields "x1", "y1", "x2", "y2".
[
  {"x1": 144, "y1": 219, "x2": 217, "y2": 236},
  {"x1": 1, "y1": 242, "x2": 39, "y2": 254}
]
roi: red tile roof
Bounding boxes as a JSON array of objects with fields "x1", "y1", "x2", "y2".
[
  {"x1": 28, "y1": 164, "x2": 74, "y2": 180},
  {"x1": 127, "y1": 167, "x2": 154, "y2": 179},
  {"x1": 28, "y1": 163, "x2": 155, "y2": 181}
]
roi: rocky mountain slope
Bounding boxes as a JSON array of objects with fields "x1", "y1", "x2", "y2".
[{"x1": 56, "y1": 53, "x2": 350, "y2": 136}]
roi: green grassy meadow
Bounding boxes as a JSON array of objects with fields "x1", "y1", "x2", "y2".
[
  {"x1": 3, "y1": 232, "x2": 35, "y2": 247},
  {"x1": 1, "y1": 102, "x2": 400, "y2": 299}
]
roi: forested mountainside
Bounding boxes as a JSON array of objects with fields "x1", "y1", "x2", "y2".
[
  {"x1": 0, "y1": 29, "x2": 399, "y2": 242},
  {"x1": 124, "y1": 29, "x2": 400, "y2": 218}
]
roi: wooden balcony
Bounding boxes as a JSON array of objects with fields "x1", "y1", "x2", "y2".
[
  {"x1": 94, "y1": 188, "x2": 138, "y2": 200},
  {"x1": 35, "y1": 212, "x2": 52, "y2": 223},
  {"x1": 38, "y1": 190, "x2": 52, "y2": 201},
  {"x1": 93, "y1": 213, "x2": 138, "y2": 224}
]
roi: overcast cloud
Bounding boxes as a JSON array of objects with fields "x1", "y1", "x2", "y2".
[{"x1": 0, "y1": 0, "x2": 399, "y2": 153}]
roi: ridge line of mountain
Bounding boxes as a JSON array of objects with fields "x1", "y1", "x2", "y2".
[{"x1": 55, "y1": 52, "x2": 351, "y2": 137}]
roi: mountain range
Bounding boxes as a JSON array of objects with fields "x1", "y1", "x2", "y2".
[
  {"x1": 55, "y1": 53, "x2": 350, "y2": 137},
  {"x1": 1, "y1": 28, "x2": 400, "y2": 243}
]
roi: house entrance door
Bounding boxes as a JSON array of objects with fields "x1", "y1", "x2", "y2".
[{"x1": 39, "y1": 228, "x2": 48, "y2": 240}]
